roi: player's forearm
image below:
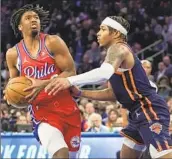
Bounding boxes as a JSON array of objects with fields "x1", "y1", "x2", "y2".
[
  {"x1": 58, "y1": 69, "x2": 76, "y2": 78},
  {"x1": 41, "y1": 70, "x2": 75, "y2": 87},
  {"x1": 67, "y1": 63, "x2": 114, "y2": 86},
  {"x1": 80, "y1": 88, "x2": 116, "y2": 101}
]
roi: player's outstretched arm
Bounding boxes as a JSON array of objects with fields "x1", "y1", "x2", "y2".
[
  {"x1": 45, "y1": 44, "x2": 129, "y2": 96},
  {"x1": 70, "y1": 82, "x2": 116, "y2": 101},
  {"x1": 68, "y1": 44, "x2": 128, "y2": 86},
  {"x1": 45, "y1": 62, "x2": 114, "y2": 95}
]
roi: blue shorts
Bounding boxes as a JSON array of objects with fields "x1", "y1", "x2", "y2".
[{"x1": 121, "y1": 100, "x2": 172, "y2": 151}]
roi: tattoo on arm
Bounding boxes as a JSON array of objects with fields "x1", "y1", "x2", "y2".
[{"x1": 105, "y1": 44, "x2": 126, "y2": 71}]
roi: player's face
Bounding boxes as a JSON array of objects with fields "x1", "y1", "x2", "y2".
[
  {"x1": 18, "y1": 11, "x2": 41, "y2": 37},
  {"x1": 97, "y1": 24, "x2": 114, "y2": 47}
]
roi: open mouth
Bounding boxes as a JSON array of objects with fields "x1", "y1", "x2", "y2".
[{"x1": 31, "y1": 24, "x2": 37, "y2": 29}]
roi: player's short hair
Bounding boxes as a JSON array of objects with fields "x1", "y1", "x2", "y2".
[
  {"x1": 108, "y1": 16, "x2": 130, "y2": 41},
  {"x1": 10, "y1": 4, "x2": 49, "y2": 37}
]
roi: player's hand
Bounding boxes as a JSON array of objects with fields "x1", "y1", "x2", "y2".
[
  {"x1": 45, "y1": 78, "x2": 71, "y2": 96},
  {"x1": 23, "y1": 77, "x2": 45, "y2": 103},
  {"x1": 69, "y1": 86, "x2": 82, "y2": 97}
]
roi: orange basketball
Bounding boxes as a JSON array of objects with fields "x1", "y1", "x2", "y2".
[{"x1": 5, "y1": 76, "x2": 32, "y2": 108}]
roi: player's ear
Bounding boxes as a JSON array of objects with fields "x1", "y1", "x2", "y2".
[
  {"x1": 112, "y1": 31, "x2": 120, "y2": 39},
  {"x1": 18, "y1": 25, "x2": 22, "y2": 31}
]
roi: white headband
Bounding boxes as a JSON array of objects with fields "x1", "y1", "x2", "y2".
[{"x1": 102, "y1": 17, "x2": 127, "y2": 35}]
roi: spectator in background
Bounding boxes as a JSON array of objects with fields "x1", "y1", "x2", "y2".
[
  {"x1": 105, "y1": 109, "x2": 122, "y2": 132},
  {"x1": 8, "y1": 109, "x2": 18, "y2": 132},
  {"x1": 79, "y1": 108, "x2": 88, "y2": 132},
  {"x1": 77, "y1": 53, "x2": 93, "y2": 74},
  {"x1": 102, "y1": 104, "x2": 114, "y2": 123},
  {"x1": 79, "y1": 98, "x2": 89, "y2": 107},
  {"x1": 131, "y1": 42, "x2": 142, "y2": 54},
  {"x1": 163, "y1": 55, "x2": 172, "y2": 68},
  {"x1": 141, "y1": 60, "x2": 154, "y2": 81},
  {"x1": 157, "y1": 76, "x2": 172, "y2": 99},
  {"x1": 1, "y1": 110, "x2": 10, "y2": 132},
  {"x1": 165, "y1": 64, "x2": 172, "y2": 80},
  {"x1": 154, "y1": 61, "x2": 166, "y2": 82},
  {"x1": 164, "y1": 56, "x2": 172, "y2": 79},
  {"x1": 84, "y1": 41, "x2": 101, "y2": 68},
  {"x1": 141, "y1": 60, "x2": 158, "y2": 91},
  {"x1": 16, "y1": 115, "x2": 28, "y2": 125},
  {"x1": 85, "y1": 102, "x2": 95, "y2": 119},
  {"x1": 87, "y1": 113, "x2": 109, "y2": 132}
]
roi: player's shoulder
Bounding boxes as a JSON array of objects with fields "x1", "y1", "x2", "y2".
[
  {"x1": 6, "y1": 46, "x2": 17, "y2": 57},
  {"x1": 117, "y1": 43, "x2": 129, "y2": 51},
  {"x1": 117, "y1": 43, "x2": 133, "y2": 56},
  {"x1": 45, "y1": 34, "x2": 63, "y2": 44}
]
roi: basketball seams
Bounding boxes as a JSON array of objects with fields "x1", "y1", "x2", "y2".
[
  {"x1": 7, "y1": 82, "x2": 32, "y2": 86},
  {"x1": 7, "y1": 86, "x2": 26, "y2": 97},
  {"x1": 5, "y1": 77, "x2": 32, "y2": 108}
]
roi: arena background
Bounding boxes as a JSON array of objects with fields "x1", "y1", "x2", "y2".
[{"x1": 1, "y1": 0, "x2": 172, "y2": 158}]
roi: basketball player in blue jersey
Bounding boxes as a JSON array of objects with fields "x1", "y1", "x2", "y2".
[{"x1": 45, "y1": 16, "x2": 172, "y2": 158}]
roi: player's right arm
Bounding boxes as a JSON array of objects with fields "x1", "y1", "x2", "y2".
[
  {"x1": 6, "y1": 47, "x2": 19, "y2": 78},
  {"x1": 3, "y1": 47, "x2": 19, "y2": 102},
  {"x1": 71, "y1": 82, "x2": 116, "y2": 101}
]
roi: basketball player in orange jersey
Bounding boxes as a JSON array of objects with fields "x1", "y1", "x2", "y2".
[
  {"x1": 4, "y1": 4, "x2": 81, "y2": 158},
  {"x1": 45, "y1": 16, "x2": 172, "y2": 158}
]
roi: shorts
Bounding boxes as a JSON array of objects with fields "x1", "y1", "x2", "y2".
[
  {"x1": 32, "y1": 110, "x2": 81, "y2": 153},
  {"x1": 121, "y1": 106, "x2": 172, "y2": 151}
]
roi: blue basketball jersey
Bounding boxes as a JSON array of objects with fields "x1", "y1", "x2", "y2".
[{"x1": 109, "y1": 43, "x2": 169, "y2": 121}]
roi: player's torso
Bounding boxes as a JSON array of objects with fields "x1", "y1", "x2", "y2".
[
  {"x1": 109, "y1": 44, "x2": 167, "y2": 112},
  {"x1": 15, "y1": 33, "x2": 78, "y2": 115}
]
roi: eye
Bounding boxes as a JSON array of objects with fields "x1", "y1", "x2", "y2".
[
  {"x1": 100, "y1": 28, "x2": 106, "y2": 31},
  {"x1": 26, "y1": 17, "x2": 30, "y2": 20},
  {"x1": 35, "y1": 16, "x2": 39, "y2": 19}
]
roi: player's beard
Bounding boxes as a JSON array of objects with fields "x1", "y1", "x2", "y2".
[{"x1": 31, "y1": 30, "x2": 39, "y2": 38}]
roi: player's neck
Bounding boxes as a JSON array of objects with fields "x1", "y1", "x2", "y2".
[
  {"x1": 106, "y1": 39, "x2": 125, "y2": 50},
  {"x1": 23, "y1": 34, "x2": 40, "y2": 47},
  {"x1": 113, "y1": 38, "x2": 125, "y2": 45}
]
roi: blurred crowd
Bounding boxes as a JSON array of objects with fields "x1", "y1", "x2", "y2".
[{"x1": 1, "y1": 0, "x2": 172, "y2": 134}]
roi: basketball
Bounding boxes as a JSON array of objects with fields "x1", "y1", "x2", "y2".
[{"x1": 5, "y1": 76, "x2": 32, "y2": 108}]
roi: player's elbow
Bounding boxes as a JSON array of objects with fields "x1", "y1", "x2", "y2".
[{"x1": 66, "y1": 68, "x2": 76, "y2": 76}]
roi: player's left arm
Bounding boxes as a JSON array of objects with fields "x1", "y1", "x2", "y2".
[
  {"x1": 48, "y1": 35, "x2": 76, "y2": 77},
  {"x1": 70, "y1": 82, "x2": 116, "y2": 101}
]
